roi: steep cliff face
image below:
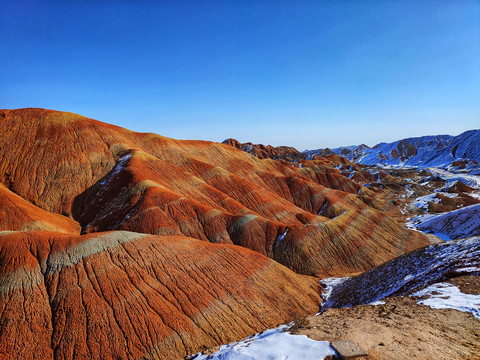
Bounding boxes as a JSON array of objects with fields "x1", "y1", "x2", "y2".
[{"x1": 0, "y1": 231, "x2": 320, "y2": 359}]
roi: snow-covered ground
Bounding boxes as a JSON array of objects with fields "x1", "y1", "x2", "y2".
[
  {"x1": 189, "y1": 326, "x2": 335, "y2": 360},
  {"x1": 427, "y1": 167, "x2": 480, "y2": 188},
  {"x1": 412, "y1": 283, "x2": 480, "y2": 319}
]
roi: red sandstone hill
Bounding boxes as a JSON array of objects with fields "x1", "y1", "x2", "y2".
[
  {"x1": 0, "y1": 108, "x2": 432, "y2": 359},
  {"x1": 0, "y1": 231, "x2": 320, "y2": 359}
]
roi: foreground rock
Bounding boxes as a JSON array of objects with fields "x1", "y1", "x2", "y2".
[{"x1": 0, "y1": 231, "x2": 320, "y2": 359}]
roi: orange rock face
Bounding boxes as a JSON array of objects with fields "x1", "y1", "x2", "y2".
[{"x1": 0, "y1": 231, "x2": 320, "y2": 359}]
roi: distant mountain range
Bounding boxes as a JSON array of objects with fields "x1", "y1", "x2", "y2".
[{"x1": 305, "y1": 129, "x2": 480, "y2": 173}]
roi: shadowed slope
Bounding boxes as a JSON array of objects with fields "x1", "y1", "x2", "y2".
[
  {"x1": 0, "y1": 231, "x2": 320, "y2": 360},
  {"x1": 0, "y1": 184, "x2": 80, "y2": 234}
]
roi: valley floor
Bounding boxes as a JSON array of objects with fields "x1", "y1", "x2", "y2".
[{"x1": 293, "y1": 275, "x2": 480, "y2": 360}]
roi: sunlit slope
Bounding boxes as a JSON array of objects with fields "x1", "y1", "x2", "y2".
[{"x1": 0, "y1": 231, "x2": 320, "y2": 359}]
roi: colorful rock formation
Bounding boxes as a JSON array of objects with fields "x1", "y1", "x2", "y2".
[
  {"x1": 0, "y1": 108, "x2": 432, "y2": 359},
  {"x1": 0, "y1": 231, "x2": 320, "y2": 359}
]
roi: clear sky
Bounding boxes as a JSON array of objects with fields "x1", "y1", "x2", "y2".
[{"x1": 1, "y1": 0, "x2": 479, "y2": 150}]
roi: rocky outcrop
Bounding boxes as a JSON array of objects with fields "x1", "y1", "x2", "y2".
[{"x1": 222, "y1": 138, "x2": 306, "y2": 161}]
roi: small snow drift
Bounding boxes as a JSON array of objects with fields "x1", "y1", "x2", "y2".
[
  {"x1": 321, "y1": 236, "x2": 480, "y2": 309},
  {"x1": 412, "y1": 282, "x2": 480, "y2": 319}
]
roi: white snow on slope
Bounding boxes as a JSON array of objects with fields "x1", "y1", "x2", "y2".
[
  {"x1": 319, "y1": 277, "x2": 350, "y2": 312},
  {"x1": 412, "y1": 283, "x2": 480, "y2": 319},
  {"x1": 273, "y1": 228, "x2": 289, "y2": 249},
  {"x1": 320, "y1": 237, "x2": 480, "y2": 309},
  {"x1": 413, "y1": 193, "x2": 441, "y2": 211},
  {"x1": 191, "y1": 326, "x2": 335, "y2": 360},
  {"x1": 408, "y1": 203, "x2": 480, "y2": 240},
  {"x1": 99, "y1": 153, "x2": 132, "y2": 185},
  {"x1": 428, "y1": 168, "x2": 480, "y2": 188}
]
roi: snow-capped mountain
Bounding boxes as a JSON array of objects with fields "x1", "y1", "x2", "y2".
[{"x1": 305, "y1": 129, "x2": 480, "y2": 173}]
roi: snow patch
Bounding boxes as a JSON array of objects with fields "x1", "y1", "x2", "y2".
[
  {"x1": 329, "y1": 210, "x2": 348, "y2": 221},
  {"x1": 319, "y1": 277, "x2": 350, "y2": 311},
  {"x1": 317, "y1": 201, "x2": 329, "y2": 215},
  {"x1": 408, "y1": 203, "x2": 480, "y2": 240},
  {"x1": 274, "y1": 228, "x2": 289, "y2": 249},
  {"x1": 99, "y1": 153, "x2": 132, "y2": 185},
  {"x1": 413, "y1": 193, "x2": 440, "y2": 211},
  {"x1": 412, "y1": 283, "x2": 480, "y2": 319},
  {"x1": 190, "y1": 326, "x2": 336, "y2": 360},
  {"x1": 368, "y1": 300, "x2": 386, "y2": 306}
]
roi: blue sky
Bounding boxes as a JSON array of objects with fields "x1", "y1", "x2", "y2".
[{"x1": 1, "y1": 0, "x2": 479, "y2": 150}]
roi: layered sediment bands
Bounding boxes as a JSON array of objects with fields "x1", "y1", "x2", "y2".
[
  {"x1": 1, "y1": 108, "x2": 429, "y2": 277},
  {"x1": 273, "y1": 206, "x2": 426, "y2": 277},
  {"x1": 0, "y1": 231, "x2": 320, "y2": 359},
  {"x1": 73, "y1": 150, "x2": 428, "y2": 276},
  {"x1": 0, "y1": 184, "x2": 80, "y2": 234}
]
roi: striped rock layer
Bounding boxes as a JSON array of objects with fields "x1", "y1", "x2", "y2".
[{"x1": 0, "y1": 231, "x2": 320, "y2": 359}]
